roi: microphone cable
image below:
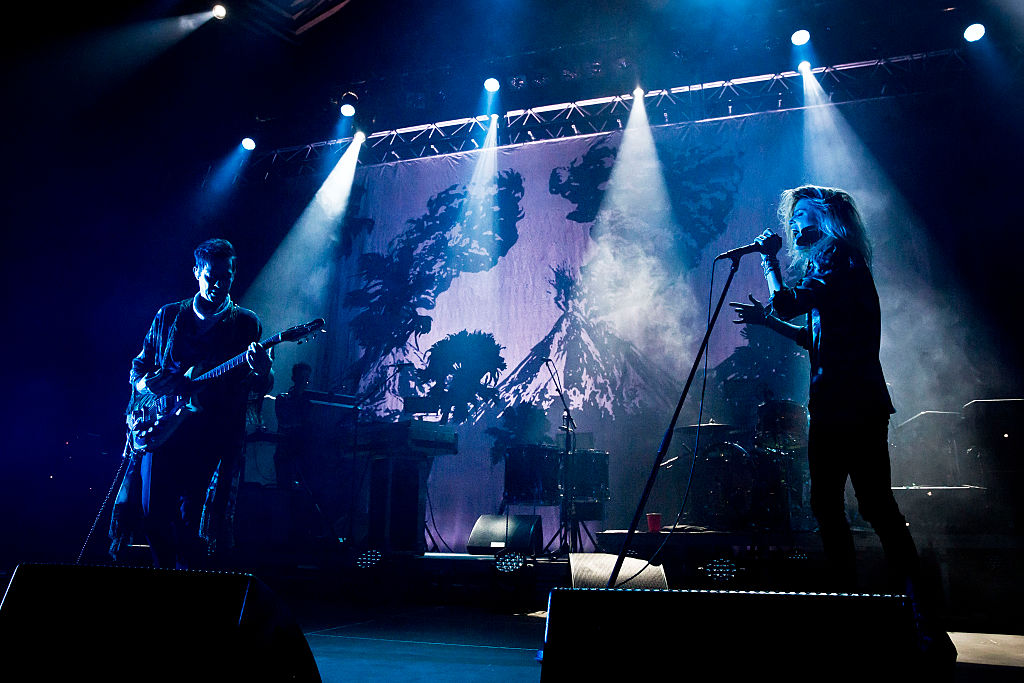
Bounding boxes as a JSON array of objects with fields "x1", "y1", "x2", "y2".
[{"x1": 611, "y1": 258, "x2": 719, "y2": 587}]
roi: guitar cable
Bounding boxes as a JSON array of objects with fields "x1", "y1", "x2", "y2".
[{"x1": 75, "y1": 436, "x2": 133, "y2": 565}]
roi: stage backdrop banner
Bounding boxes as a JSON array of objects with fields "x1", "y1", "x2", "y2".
[{"x1": 243, "y1": 99, "x2": 981, "y2": 547}]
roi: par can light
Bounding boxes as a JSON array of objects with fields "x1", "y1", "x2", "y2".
[{"x1": 964, "y1": 23, "x2": 985, "y2": 42}]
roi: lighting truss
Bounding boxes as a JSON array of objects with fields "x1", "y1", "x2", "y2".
[{"x1": 241, "y1": 47, "x2": 990, "y2": 182}]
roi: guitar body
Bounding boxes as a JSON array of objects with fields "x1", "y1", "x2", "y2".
[
  {"x1": 125, "y1": 318, "x2": 325, "y2": 452},
  {"x1": 126, "y1": 382, "x2": 202, "y2": 451}
]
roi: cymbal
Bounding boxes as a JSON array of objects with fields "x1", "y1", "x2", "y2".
[{"x1": 675, "y1": 422, "x2": 737, "y2": 433}]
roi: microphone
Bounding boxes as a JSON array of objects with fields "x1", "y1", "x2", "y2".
[{"x1": 715, "y1": 232, "x2": 782, "y2": 261}]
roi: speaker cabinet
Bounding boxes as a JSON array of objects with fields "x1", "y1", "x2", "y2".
[
  {"x1": 466, "y1": 514, "x2": 542, "y2": 556},
  {"x1": 541, "y1": 587, "x2": 917, "y2": 679},
  {"x1": 369, "y1": 456, "x2": 429, "y2": 554},
  {"x1": 0, "y1": 563, "x2": 320, "y2": 681}
]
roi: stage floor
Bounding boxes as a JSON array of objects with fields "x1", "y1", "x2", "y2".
[
  {"x1": 1, "y1": 550, "x2": 1022, "y2": 681},
  {"x1": 291, "y1": 590, "x2": 1024, "y2": 682}
]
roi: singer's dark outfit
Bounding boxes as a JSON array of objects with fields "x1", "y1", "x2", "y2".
[
  {"x1": 769, "y1": 244, "x2": 918, "y2": 588},
  {"x1": 129, "y1": 298, "x2": 266, "y2": 569}
]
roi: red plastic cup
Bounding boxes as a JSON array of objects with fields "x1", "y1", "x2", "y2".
[{"x1": 646, "y1": 512, "x2": 662, "y2": 532}]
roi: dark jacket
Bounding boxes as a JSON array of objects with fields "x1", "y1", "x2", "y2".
[
  {"x1": 769, "y1": 244, "x2": 895, "y2": 422},
  {"x1": 129, "y1": 297, "x2": 266, "y2": 443}
]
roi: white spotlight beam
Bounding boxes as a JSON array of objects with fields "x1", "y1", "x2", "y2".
[{"x1": 240, "y1": 135, "x2": 365, "y2": 369}]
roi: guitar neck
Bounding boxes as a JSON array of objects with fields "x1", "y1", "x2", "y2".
[{"x1": 193, "y1": 333, "x2": 283, "y2": 383}]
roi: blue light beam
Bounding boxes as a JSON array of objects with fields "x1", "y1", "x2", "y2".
[{"x1": 241, "y1": 133, "x2": 365, "y2": 373}]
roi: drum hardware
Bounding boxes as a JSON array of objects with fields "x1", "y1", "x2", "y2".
[
  {"x1": 681, "y1": 441, "x2": 764, "y2": 531},
  {"x1": 501, "y1": 442, "x2": 612, "y2": 552},
  {"x1": 755, "y1": 400, "x2": 808, "y2": 455},
  {"x1": 502, "y1": 444, "x2": 562, "y2": 507},
  {"x1": 671, "y1": 402, "x2": 813, "y2": 534}
]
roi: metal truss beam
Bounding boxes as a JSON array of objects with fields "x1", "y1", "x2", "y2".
[{"x1": 241, "y1": 46, "x2": 1009, "y2": 183}]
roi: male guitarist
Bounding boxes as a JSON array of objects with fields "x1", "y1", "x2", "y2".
[{"x1": 129, "y1": 238, "x2": 273, "y2": 569}]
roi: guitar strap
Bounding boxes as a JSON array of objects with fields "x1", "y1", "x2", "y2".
[{"x1": 160, "y1": 299, "x2": 190, "y2": 373}]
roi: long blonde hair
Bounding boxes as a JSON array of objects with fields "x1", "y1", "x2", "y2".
[{"x1": 777, "y1": 185, "x2": 872, "y2": 269}]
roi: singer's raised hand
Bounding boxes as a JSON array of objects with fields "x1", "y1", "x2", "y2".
[{"x1": 729, "y1": 294, "x2": 769, "y2": 326}]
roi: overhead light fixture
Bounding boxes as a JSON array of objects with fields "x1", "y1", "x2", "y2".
[
  {"x1": 336, "y1": 90, "x2": 359, "y2": 118},
  {"x1": 964, "y1": 23, "x2": 986, "y2": 42},
  {"x1": 791, "y1": 29, "x2": 810, "y2": 46},
  {"x1": 212, "y1": 5, "x2": 227, "y2": 20},
  {"x1": 484, "y1": 77, "x2": 500, "y2": 93},
  {"x1": 241, "y1": 137, "x2": 255, "y2": 150}
]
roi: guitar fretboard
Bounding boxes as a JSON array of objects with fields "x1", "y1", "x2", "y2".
[{"x1": 193, "y1": 333, "x2": 284, "y2": 383}]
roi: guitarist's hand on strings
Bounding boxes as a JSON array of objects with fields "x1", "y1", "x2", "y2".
[
  {"x1": 137, "y1": 369, "x2": 189, "y2": 397},
  {"x1": 246, "y1": 341, "x2": 272, "y2": 377}
]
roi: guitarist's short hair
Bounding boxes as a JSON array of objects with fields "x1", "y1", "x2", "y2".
[{"x1": 194, "y1": 238, "x2": 236, "y2": 270}]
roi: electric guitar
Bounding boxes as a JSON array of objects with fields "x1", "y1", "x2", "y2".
[{"x1": 126, "y1": 318, "x2": 325, "y2": 451}]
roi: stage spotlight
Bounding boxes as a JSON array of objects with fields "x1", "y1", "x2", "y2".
[
  {"x1": 355, "y1": 548, "x2": 383, "y2": 569},
  {"x1": 484, "y1": 77, "x2": 500, "y2": 93},
  {"x1": 212, "y1": 4, "x2": 227, "y2": 19},
  {"x1": 791, "y1": 29, "x2": 810, "y2": 46},
  {"x1": 699, "y1": 557, "x2": 739, "y2": 583},
  {"x1": 340, "y1": 103, "x2": 355, "y2": 117},
  {"x1": 354, "y1": 130, "x2": 366, "y2": 143},
  {"x1": 633, "y1": 86, "x2": 644, "y2": 98},
  {"x1": 798, "y1": 60, "x2": 812, "y2": 74},
  {"x1": 241, "y1": 137, "x2": 255, "y2": 150},
  {"x1": 964, "y1": 23, "x2": 986, "y2": 42},
  {"x1": 495, "y1": 549, "x2": 526, "y2": 574}
]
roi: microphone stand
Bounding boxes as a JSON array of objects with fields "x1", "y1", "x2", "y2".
[
  {"x1": 545, "y1": 359, "x2": 581, "y2": 554},
  {"x1": 605, "y1": 256, "x2": 742, "y2": 588}
]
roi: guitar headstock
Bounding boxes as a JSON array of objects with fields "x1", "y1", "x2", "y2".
[{"x1": 281, "y1": 318, "x2": 326, "y2": 345}]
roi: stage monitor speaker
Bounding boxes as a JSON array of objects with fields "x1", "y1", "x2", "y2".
[
  {"x1": 466, "y1": 514, "x2": 542, "y2": 556},
  {"x1": 541, "y1": 587, "x2": 917, "y2": 680},
  {"x1": 569, "y1": 552, "x2": 668, "y2": 589},
  {"x1": 0, "y1": 563, "x2": 321, "y2": 682}
]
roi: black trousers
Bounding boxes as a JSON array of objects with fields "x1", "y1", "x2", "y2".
[
  {"x1": 807, "y1": 417, "x2": 919, "y2": 590},
  {"x1": 141, "y1": 420, "x2": 237, "y2": 569}
]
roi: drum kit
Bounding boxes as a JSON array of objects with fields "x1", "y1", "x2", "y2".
[
  {"x1": 503, "y1": 445, "x2": 610, "y2": 507},
  {"x1": 675, "y1": 399, "x2": 815, "y2": 533},
  {"x1": 502, "y1": 444, "x2": 611, "y2": 553},
  {"x1": 500, "y1": 399, "x2": 814, "y2": 539}
]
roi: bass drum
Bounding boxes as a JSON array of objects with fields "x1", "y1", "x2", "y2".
[
  {"x1": 684, "y1": 442, "x2": 763, "y2": 531},
  {"x1": 755, "y1": 400, "x2": 809, "y2": 454},
  {"x1": 503, "y1": 445, "x2": 562, "y2": 506},
  {"x1": 562, "y1": 449, "x2": 610, "y2": 502}
]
